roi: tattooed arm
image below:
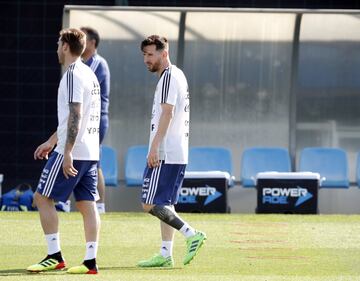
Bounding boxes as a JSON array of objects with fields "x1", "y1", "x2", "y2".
[{"x1": 63, "y1": 102, "x2": 82, "y2": 179}]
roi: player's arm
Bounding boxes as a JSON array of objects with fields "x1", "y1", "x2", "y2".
[
  {"x1": 62, "y1": 102, "x2": 82, "y2": 179},
  {"x1": 34, "y1": 132, "x2": 58, "y2": 160},
  {"x1": 101, "y1": 61, "x2": 111, "y2": 95},
  {"x1": 148, "y1": 103, "x2": 173, "y2": 168},
  {"x1": 97, "y1": 63, "x2": 110, "y2": 103}
]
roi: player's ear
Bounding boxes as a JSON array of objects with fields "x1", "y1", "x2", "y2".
[
  {"x1": 90, "y1": 38, "x2": 96, "y2": 48},
  {"x1": 162, "y1": 49, "x2": 168, "y2": 59},
  {"x1": 62, "y1": 42, "x2": 69, "y2": 52}
]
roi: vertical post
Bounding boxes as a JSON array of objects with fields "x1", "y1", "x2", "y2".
[
  {"x1": 62, "y1": 6, "x2": 70, "y2": 28},
  {"x1": 176, "y1": 11, "x2": 186, "y2": 68},
  {"x1": 289, "y1": 13, "x2": 302, "y2": 170},
  {"x1": 0, "y1": 174, "x2": 3, "y2": 196}
]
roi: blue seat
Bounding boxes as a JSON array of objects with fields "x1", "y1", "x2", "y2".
[
  {"x1": 187, "y1": 146, "x2": 234, "y2": 186},
  {"x1": 125, "y1": 145, "x2": 148, "y2": 186},
  {"x1": 100, "y1": 145, "x2": 118, "y2": 187},
  {"x1": 298, "y1": 147, "x2": 349, "y2": 188},
  {"x1": 241, "y1": 147, "x2": 291, "y2": 187},
  {"x1": 187, "y1": 146, "x2": 233, "y2": 175}
]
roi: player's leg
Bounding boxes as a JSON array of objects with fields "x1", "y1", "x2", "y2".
[
  {"x1": 27, "y1": 152, "x2": 72, "y2": 272},
  {"x1": 67, "y1": 200, "x2": 100, "y2": 274},
  {"x1": 139, "y1": 202, "x2": 206, "y2": 267},
  {"x1": 96, "y1": 115, "x2": 108, "y2": 213},
  {"x1": 137, "y1": 205, "x2": 176, "y2": 268},
  {"x1": 27, "y1": 193, "x2": 66, "y2": 272},
  {"x1": 138, "y1": 163, "x2": 174, "y2": 267},
  {"x1": 138, "y1": 163, "x2": 206, "y2": 267},
  {"x1": 67, "y1": 161, "x2": 100, "y2": 274},
  {"x1": 160, "y1": 219, "x2": 175, "y2": 257},
  {"x1": 35, "y1": 192, "x2": 58, "y2": 235},
  {"x1": 148, "y1": 203, "x2": 206, "y2": 265},
  {"x1": 159, "y1": 208, "x2": 175, "y2": 265},
  {"x1": 96, "y1": 167, "x2": 106, "y2": 213},
  {"x1": 167, "y1": 173, "x2": 207, "y2": 266}
]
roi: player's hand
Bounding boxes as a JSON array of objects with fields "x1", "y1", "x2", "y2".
[
  {"x1": 62, "y1": 152, "x2": 78, "y2": 179},
  {"x1": 147, "y1": 146, "x2": 160, "y2": 168},
  {"x1": 34, "y1": 141, "x2": 54, "y2": 160}
]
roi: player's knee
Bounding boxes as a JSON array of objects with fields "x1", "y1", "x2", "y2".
[
  {"x1": 33, "y1": 192, "x2": 50, "y2": 208},
  {"x1": 33, "y1": 192, "x2": 41, "y2": 207},
  {"x1": 142, "y1": 203, "x2": 153, "y2": 213}
]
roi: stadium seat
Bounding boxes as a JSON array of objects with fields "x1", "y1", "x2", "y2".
[
  {"x1": 100, "y1": 145, "x2": 118, "y2": 187},
  {"x1": 187, "y1": 146, "x2": 234, "y2": 186},
  {"x1": 240, "y1": 147, "x2": 291, "y2": 187},
  {"x1": 187, "y1": 146, "x2": 233, "y2": 174},
  {"x1": 125, "y1": 145, "x2": 148, "y2": 186},
  {"x1": 298, "y1": 147, "x2": 349, "y2": 188}
]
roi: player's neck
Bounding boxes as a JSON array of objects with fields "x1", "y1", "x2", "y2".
[
  {"x1": 63, "y1": 55, "x2": 79, "y2": 70},
  {"x1": 82, "y1": 49, "x2": 96, "y2": 63},
  {"x1": 157, "y1": 60, "x2": 171, "y2": 77}
]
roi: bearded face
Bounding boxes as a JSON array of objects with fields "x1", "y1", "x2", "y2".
[
  {"x1": 146, "y1": 58, "x2": 162, "y2": 72},
  {"x1": 142, "y1": 45, "x2": 164, "y2": 73}
]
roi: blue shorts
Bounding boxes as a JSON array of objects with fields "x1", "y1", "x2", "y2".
[
  {"x1": 141, "y1": 161, "x2": 186, "y2": 205},
  {"x1": 36, "y1": 152, "x2": 99, "y2": 202}
]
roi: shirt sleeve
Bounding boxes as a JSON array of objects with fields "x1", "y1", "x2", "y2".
[
  {"x1": 160, "y1": 71, "x2": 178, "y2": 106},
  {"x1": 95, "y1": 62, "x2": 110, "y2": 98},
  {"x1": 67, "y1": 68, "x2": 84, "y2": 104}
]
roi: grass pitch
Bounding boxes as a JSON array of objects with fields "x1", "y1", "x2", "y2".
[{"x1": 1, "y1": 212, "x2": 360, "y2": 281}]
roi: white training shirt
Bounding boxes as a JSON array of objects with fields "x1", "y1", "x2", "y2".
[
  {"x1": 55, "y1": 58, "x2": 101, "y2": 160},
  {"x1": 149, "y1": 65, "x2": 190, "y2": 164}
]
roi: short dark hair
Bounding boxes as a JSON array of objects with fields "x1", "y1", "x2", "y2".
[
  {"x1": 141, "y1": 35, "x2": 168, "y2": 52},
  {"x1": 59, "y1": 28, "x2": 86, "y2": 56},
  {"x1": 80, "y1": 27, "x2": 100, "y2": 48}
]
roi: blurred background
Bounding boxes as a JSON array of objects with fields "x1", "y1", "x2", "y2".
[{"x1": 1, "y1": 0, "x2": 360, "y2": 213}]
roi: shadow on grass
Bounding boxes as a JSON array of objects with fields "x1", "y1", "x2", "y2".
[
  {"x1": 0, "y1": 266, "x2": 183, "y2": 276},
  {"x1": 100, "y1": 266, "x2": 183, "y2": 271},
  {"x1": 0, "y1": 269, "x2": 66, "y2": 276},
  {"x1": 0, "y1": 269, "x2": 27, "y2": 276}
]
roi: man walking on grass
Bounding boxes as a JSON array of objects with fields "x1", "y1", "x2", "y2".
[
  {"x1": 137, "y1": 35, "x2": 206, "y2": 268},
  {"x1": 27, "y1": 28, "x2": 101, "y2": 274}
]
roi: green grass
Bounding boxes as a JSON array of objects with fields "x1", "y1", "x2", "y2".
[{"x1": 1, "y1": 212, "x2": 360, "y2": 281}]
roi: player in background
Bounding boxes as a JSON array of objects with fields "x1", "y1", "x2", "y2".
[
  {"x1": 81, "y1": 26, "x2": 111, "y2": 214},
  {"x1": 137, "y1": 35, "x2": 206, "y2": 268},
  {"x1": 27, "y1": 28, "x2": 101, "y2": 274}
]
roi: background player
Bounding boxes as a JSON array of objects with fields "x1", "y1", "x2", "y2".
[{"x1": 81, "y1": 26, "x2": 111, "y2": 214}]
